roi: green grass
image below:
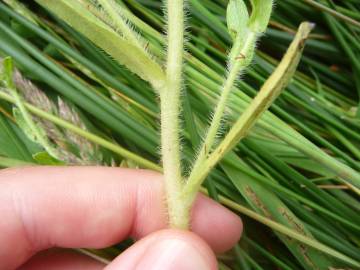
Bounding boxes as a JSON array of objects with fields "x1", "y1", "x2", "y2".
[{"x1": 0, "y1": 0, "x2": 359, "y2": 269}]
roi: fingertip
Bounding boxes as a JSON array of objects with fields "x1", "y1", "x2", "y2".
[
  {"x1": 105, "y1": 229, "x2": 217, "y2": 270},
  {"x1": 191, "y1": 194, "x2": 243, "y2": 253}
]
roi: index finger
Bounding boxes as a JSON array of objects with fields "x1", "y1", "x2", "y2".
[{"x1": 0, "y1": 166, "x2": 242, "y2": 270}]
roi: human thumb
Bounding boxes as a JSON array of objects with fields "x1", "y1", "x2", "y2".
[{"x1": 104, "y1": 229, "x2": 217, "y2": 270}]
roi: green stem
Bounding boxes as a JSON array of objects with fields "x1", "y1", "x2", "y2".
[
  {"x1": 189, "y1": 31, "x2": 257, "y2": 186},
  {"x1": 182, "y1": 22, "x2": 314, "y2": 210},
  {"x1": 1, "y1": 91, "x2": 356, "y2": 266},
  {"x1": 160, "y1": 0, "x2": 188, "y2": 229}
]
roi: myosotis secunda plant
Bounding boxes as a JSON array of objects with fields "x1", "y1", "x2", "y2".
[
  {"x1": 1, "y1": 1, "x2": 360, "y2": 268},
  {"x1": 32, "y1": 0, "x2": 315, "y2": 230}
]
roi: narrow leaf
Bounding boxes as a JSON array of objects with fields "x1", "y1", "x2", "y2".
[
  {"x1": 217, "y1": 22, "x2": 314, "y2": 153},
  {"x1": 1, "y1": 57, "x2": 61, "y2": 159},
  {"x1": 184, "y1": 22, "x2": 314, "y2": 194},
  {"x1": 35, "y1": 0, "x2": 165, "y2": 89}
]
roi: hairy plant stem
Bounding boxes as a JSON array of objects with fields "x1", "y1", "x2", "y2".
[
  {"x1": 181, "y1": 22, "x2": 314, "y2": 211},
  {"x1": 1, "y1": 91, "x2": 359, "y2": 266},
  {"x1": 188, "y1": 31, "x2": 257, "y2": 187},
  {"x1": 161, "y1": 0, "x2": 188, "y2": 229}
]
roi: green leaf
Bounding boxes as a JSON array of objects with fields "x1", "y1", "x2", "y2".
[
  {"x1": 2, "y1": 0, "x2": 39, "y2": 25},
  {"x1": 2, "y1": 57, "x2": 61, "y2": 160},
  {"x1": 226, "y1": 0, "x2": 249, "y2": 41},
  {"x1": 1, "y1": 56, "x2": 15, "y2": 89},
  {"x1": 0, "y1": 113, "x2": 33, "y2": 161},
  {"x1": 13, "y1": 107, "x2": 45, "y2": 143},
  {"x1": 248, "y1": 0, "x2": 273, "y2": 33},
  {"x1": 33, "y1": 151, "x2": 64, "y2": 165},
  {"x1": 226, "y1": 0, "x2": 254, "y2": 67},
  {"x1": 0, "y1": 156, "x2": 33, "y2": 167},
  {"x1": 35, "y1": 0, "x2": 166, "y2": 89},
  {"x1": 222, "y1": 154, "x2": 353, "y2": 269},
  {"x1": 184, "y1": 22, "x2": 314, "y2": 192}
]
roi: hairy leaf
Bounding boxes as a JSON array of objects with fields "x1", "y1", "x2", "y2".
[
  {"x1": 248, "y1": 0, "x2": 273, "y2": 33},
  {"x1": 226, "y1": 0, "x2": 249, "y2": 41},
  {"x1": 36, "y1": 0, "x2": 165, "y2": 89}
]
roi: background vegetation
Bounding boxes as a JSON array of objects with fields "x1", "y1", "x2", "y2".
[{"x1": 0, "y1": 0, "x2": 359, "y2": 269}]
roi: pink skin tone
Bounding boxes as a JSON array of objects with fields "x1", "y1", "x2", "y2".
[{"x1": 0, "y1": 167, "x2": 243, "y2": 270}]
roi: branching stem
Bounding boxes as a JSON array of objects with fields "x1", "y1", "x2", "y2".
[
  {"x1": 182, "y1": 22, "x2": 314, "y2": 211},
  {"x1": 188, "y1": 31, "x2": 257, "y2": 185}
]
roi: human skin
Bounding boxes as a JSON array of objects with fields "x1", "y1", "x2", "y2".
[{"x1": 0, "y1": 166, "x2": 242, "y2": 270}]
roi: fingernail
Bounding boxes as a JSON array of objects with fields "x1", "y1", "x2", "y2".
[{"x1": 135, "y1": 238, "x2": 211, "y2": 270}]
